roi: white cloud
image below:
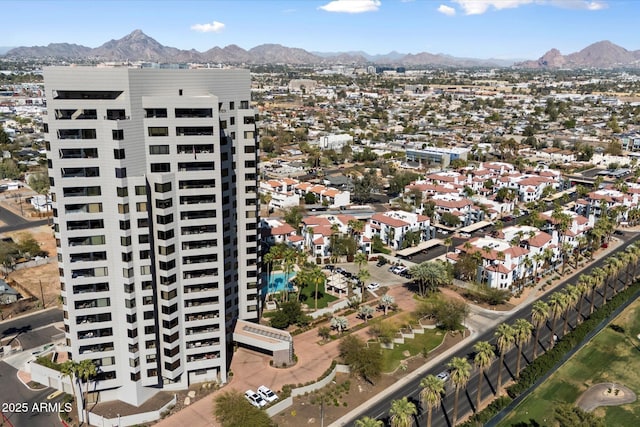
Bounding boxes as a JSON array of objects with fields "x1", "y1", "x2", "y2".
[
  {"x1": 438, "y1": 4, "x2": 456, "y2": 15},
  {"x1": 549, "y1": 0, "x2": 608, "y2": 10},
  {"x1": 319, "y1": 0, "x2": 381, "y2": 13},
  {"x1": 453, "y1": 0, "x2": 534, "y2": 15},
  {"x1": 452, "y1": 0, "x2": 607, "y2": 15},
  {"x1": 190, "y1": 21, "x2": 225, "y2": 33}
]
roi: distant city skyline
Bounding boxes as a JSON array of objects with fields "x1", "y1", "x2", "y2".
[{"x1": 3, "y1": 0, "x2": 638, "y2": 59}]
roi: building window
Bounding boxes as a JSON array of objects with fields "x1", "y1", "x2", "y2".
[
  {"x1": 241, "y1": 100, "x2": 249, "y2": 109},
  {"x1": 135, "y1": 185, "x2": 147, "y2": 196},
  {"x1": 114, "y1": 148, "x2": 125, "y2": 159},
  {"x1": 149, "y1": 145, "x2": 170, "y2": 155},
  {"x1": 157, "y1": 214, "x2": 174, "y2": 224},
  {"x1": 145, "y1": 108, "x2": 167, "y2": 118},
  {"x1": 112, "y1": 130, "x2": 124, "y2": 140},
  {"x1": 155, "y1": 198, "x2": 172, "y2": 209},
  {"x1": 117, "y1": 204, "x2": 129, "y2": 214},
  {"x1": 229, "y1": 101, "x2": 234, "y2": 110},
  {"x1": 116, "y1": 187, "x2": 128, "y2": 197},
  {"x1": 154, "y1": 182, "x2": 172, "y2": 193},
  {"x1": 139, "y1": 234, "x2": 150, "y2": 244},
  {"x1": 176, "y1": 127, "x2": 213, "y2": 136},
  {"x1": 175, "y1": 108, "x2": 212, "y2": 118},
  {"x1": 115, "y1": 168, "x2": 127, "y2": 178},
  {"x1": 150, "y1": 163, "x2": 170, "y2": 173},
  {"x1": 136, "y1": 202, "x2": 147, "y2": 212},
  {"x1": 148, "y1": 127, "x2": 169, "y2": 137}
]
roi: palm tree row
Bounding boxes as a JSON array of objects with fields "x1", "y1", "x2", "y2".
[{"x1": 355, "y1": 243, "x2": 640, "y2": 427}]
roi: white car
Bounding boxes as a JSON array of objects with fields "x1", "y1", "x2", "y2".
[
  {"x1": 367, "y1": 282, "x2": 380, "y2": 291},
  {"x1": 258, "y1": 385, "x2": 278, "y2": 403},
  {"x1": 245, "y1": 389, "x2": 267, "y2": 408},
  {"x1": 436, "y1": 371, "x2": 450, "y2": 382}
]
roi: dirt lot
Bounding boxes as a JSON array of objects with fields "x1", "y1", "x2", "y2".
[{"x1": 2, "y1": 225, "x2": 60, "y2": 314}]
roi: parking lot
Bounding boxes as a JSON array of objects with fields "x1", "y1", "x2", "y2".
[{"x1": 326, "y1": 260, "x2": 412, "y2": 290}]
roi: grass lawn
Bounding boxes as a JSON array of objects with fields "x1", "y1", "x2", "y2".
[
  {"x1": 500, "y1": 298, "x2": 640, "y2": 426},
  {"x1": 378, "y1": 329, "x2": 446, "y2": 373},
  {"x1": 298, "y1": 281, "x2": 338, "y2": 309}
]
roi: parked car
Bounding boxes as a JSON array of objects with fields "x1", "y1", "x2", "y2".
[
  {"x1": 436, "y1": 370, "x2": 450, "y2": 382},
  {"x1": 257, "y1": 385, "x2": 278, "y2": 403},
  {"x1": 367, "y1": 282, "x2": 380, "y2": 291},
  {"x1": 245, "y1": 390, "x2": 267, "y2": 408},
  {"x1": 614, "y1": 230, "x2": 624, "y2": 236}
]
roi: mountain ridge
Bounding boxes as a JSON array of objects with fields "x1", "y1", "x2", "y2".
[{"x1": 3, "y1": 30, "x2": 639, "y2": 68}]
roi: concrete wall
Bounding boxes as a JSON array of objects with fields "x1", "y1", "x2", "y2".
[
  {"x1": 267, "y1": 364, "x2": 350, "y2": 416},
  {"x1": 88, "y1": 395, "x2": 176, "y2": 427}
]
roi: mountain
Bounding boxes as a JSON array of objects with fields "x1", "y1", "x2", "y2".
[
  {"x1": 2, "y1": 30, "x2": 511, "y2": 67},
  {"x1": 517, "y1": 41, "x2": 640, "y2": 69},
  {"x1": 6, "y1": 30, "x2": 634, "y2": 68}
]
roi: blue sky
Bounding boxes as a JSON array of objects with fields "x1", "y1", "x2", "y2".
[{"x1": 2, "y1": 0, "x2": 638, "y2": 59}]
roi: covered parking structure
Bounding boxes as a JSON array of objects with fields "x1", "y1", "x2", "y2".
[
  {"x1": 233, "y1": 320, "x2": 294, "y2": 367},
  {"x1": 396, "y1": 238, "x2": 443, "y2": 258},
  {"x1": 458, "y1": 220, "x2": 493, "y2": 234}
]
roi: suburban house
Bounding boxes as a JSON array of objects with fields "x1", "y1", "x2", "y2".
[{"x1": 366, "y1": 210, "x2": 433, "y2": 250}]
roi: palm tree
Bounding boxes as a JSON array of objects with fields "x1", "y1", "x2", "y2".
[
  {"x1": 307, "y1": 266, "x2": 326, "y2": 310},
  {"x1": 513, "y1": 319, "x2": 533, "y2": 379},
  {"x1": 473, "y1": 341, "x2": 495, "y2": 411},
  {"x1": 531, "y1": 300, "x2": 549, "y2": 359},
  {"x1": 443, "y1": 237, "x2": 453, "y2": 255},
  {"x1": 590, "y1": 267, "x2": 605, "y2": 314},
  {"x1": 355, "y1": 416, "x2": 383, "y2": 427},
  {"x1": 495, "y1": 323, "x2": 515, "y2": 393},
  {"x1": 389, "y1": 396, "x2": 417, "y2": 427},
  {"x1": 330, "y1": 316, "x2": 348, "y2": 334},
  {"x1": 562, "y1": 285, "x2": 580, "y2": 335},
  {"x1": 420, "y1": 375, "x2": 445, "y2": 427},
  {"x1": 380, "y1": 293, "x2": 395, "y2": 316},
  {"x1": 60, "y1": 360, "x2": 80, "y2": 401},
  {"x1": 358, "y1": 268, "x2": 371, "y2": 302},
  {"x1": 358, "y1": 305, "x2": 374, "y2": 323},
  {"x1": 603, "y1": 257, "x2": 622, "y2": 302},
  {"x1": 448, "y1": 356, "x2": 472, "y2": 425},
  {"x1": 548, "y1": 292, "x2": 566, "y2": 346},
  {"x1": 575, "y1": 275, "x2": 591, "y2": 325},
  {"x1": 354, "y1": 251, "x2": 368, "y2": 271},
  {"x1": 533, "y1": 252, "x2": 545, "y2": 279},
  {"x1": 77, "y1": 359, "x2": 97, "y2": 425}
]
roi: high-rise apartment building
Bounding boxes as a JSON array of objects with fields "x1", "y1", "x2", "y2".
[{"x1": 44, "y1": 67, "x2": 260, "y2": 405}]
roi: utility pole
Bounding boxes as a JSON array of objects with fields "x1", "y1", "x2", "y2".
[{"x1": 39, "y1": 279, "x2": 45, "y2": 309}]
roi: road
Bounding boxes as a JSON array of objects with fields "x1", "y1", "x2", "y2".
[
  {"x1": 1, "y1": 308, "x2": 64, "y2": 350},
  {"x1": 0, "y1": 360, "x2": 64, "y2": 427},
  {"x1": 0, "y1": 203, "x2": 49, "y2": 233},
  {"x1": 344, "y1": 233, "x2": 640, "y2": 427}
]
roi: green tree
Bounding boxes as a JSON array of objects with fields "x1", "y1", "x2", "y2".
[
  {"x1": 0, "y1": 125, "x2": 10, "y2": 144},
  {"x1": 513, "y1": 318, "x2": 533, "y2": 379},
  {"x1": 553, "y1": 402, "x2": 605, "y2": 427},
  {"x1": 77, "y1": 359, "x2": 97, "y2": 425},
  {"x1": 448, "y1": 356, "x2": 472, "y2": 425},
  {"x1": 495, "y1": 323, "x2": 515, "y2": 393},
  {"x1": 420, "y1": 374, "x2": 445, "y2": 427},
  {"x1": 60, "y1": 360, "x2": 80, "y2": 401},
  {"x1": 389, "y1": 397, "x2": 417, "y2": 427},
  {"x1": 338, "y1": 335, "x2": 382, "y2": 384},
  {"x1": 213, "y1": 390, "x2": 275, "y2": 427},
  {"x1": 355, "y1": 416, "x2": 383, "y2": 427},
  {"x1": 473, "y1": 341, "x2": 495, "y2": 411},
  {"x1": 530, "y1": 300, "x2": 549, "y2": 359},
  {"x1": 409, "y1": 261, "x2": 452, "y2": 297},
  {"x1": 28, "y1": 170, "x2": 49, "y2": 195},
  {"x1": 283, "y1": 206, "x2": 304, "y2": 230}
]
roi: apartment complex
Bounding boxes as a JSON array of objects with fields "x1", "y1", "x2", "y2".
[{"x1": 44, "y1": 67, "x2": 260, "y2": 405}]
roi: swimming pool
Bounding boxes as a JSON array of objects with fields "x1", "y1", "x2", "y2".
[{"x1": 264, "y1": 271, "x2": 295, "y2": 294}]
